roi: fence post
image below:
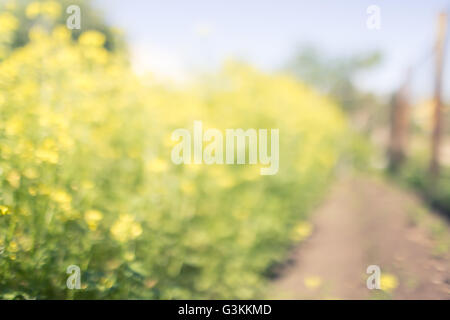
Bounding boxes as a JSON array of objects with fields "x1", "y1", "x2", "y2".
[
  {"x1": 430, "y1": 11, "x2": 448, "y2": 178},
  {"x1": 389, "y1": 69, "x2": 411, "y2": 172}
]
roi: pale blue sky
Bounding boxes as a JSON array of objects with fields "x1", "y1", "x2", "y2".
[{"x1": 95, "y1": 0, "x2": 450, "y2": 100}]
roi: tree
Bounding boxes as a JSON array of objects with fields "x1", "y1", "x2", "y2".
[{"x1": 285, "y1": 46, "x2": 386, "y2": 133}]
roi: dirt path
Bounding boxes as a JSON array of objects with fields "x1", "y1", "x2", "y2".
[{"x1": 270, "y1": 174, "x2": 450, "y2": 299}]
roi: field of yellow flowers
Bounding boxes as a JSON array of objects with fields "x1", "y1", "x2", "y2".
[{"x1": 0, "y1": 6, "x2": 348, "y2": 299}]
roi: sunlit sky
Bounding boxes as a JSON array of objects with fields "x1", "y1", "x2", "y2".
[{"x1": 95, "y1": 0, "x2": 450, "y2": 100}]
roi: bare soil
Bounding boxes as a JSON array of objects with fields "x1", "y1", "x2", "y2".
[{"x1": 270, "y1": 174, "x2": 450, "y2": 299}]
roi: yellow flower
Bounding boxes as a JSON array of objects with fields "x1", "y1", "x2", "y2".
[
  {"x1": 147, "y1": 158, "x2": 169, "y2": 173},
  {"x1": 40, "y1": 1, "x2": 61, "y2": 20},
  {"x1": 35, "y1": 148, "x2": 59, "y2": 164},
  {"x1": 131, "y1": 223, "x2": 143, "y2": 238},
  {"x1": 380, "y1": 273, "x2": 399, "y2": 293},
  {"x1": 304, "y1": 276, "x2": 322, "y2": 289},
  {"x1": 28, "y1": 187, "x2": 37, "y2": 196},
  {"x1": 0, "y1": 205, "x2": 11, "y2": 216},
  {"x1": 6, "y1": 170, "x2": 20, "y2": 189},
  {"x1": 292, "y1": 221, "x2": 313, "y2": 241},
  {"x1": 111, "y1": 214, "x2": 143, "y2": 242},
  {"x1": 8, "y1": 241, "x2": 18, "y2": 253},
  {"x1": 81, "y1": 180, "x2": 95, "y2": 190},
  {"x1": 0, "y1": 12, "x2": 18, "y2": 32},
  {"x1": 84, "y1": 210, "x2": 103, "y2": 231},
  {"x1": 51, "y1": 190, "x2": 71, "y2": 203},
  {"x1": 79, "y1": 31, "x2": 106, "y2": 47},
  {"x1": 5, "y1": 118, "x2": 23, "y2": 136},
  {"x1": 25, "y1": 2, "x2": 41, "y2": 19},
  {"x1": 23, "y1": 168, "x2": 38, "y2": 179},
  {"x1": 50, "y1": 190, "x2": 72, "y2": 211},
  {"x1": 180, "y1": 180, "x2": 196, "y2": 195},
  {"x1": 52, "y1": 25, "x2": 71, "y2": 42}
]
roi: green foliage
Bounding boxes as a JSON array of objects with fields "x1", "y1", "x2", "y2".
[
  {"x1": 399, "y1": 158, "x2": 450, "y2": 216},
  {"x1": 286, "y1": 46, "x2": 387, "y2": 132}
]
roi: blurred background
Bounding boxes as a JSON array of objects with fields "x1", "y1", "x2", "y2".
[{"x1": 0, "y1": 0, "x2": 448, "y2": 299}]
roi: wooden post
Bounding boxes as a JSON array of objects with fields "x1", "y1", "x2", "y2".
[
  {"x1": 389, "y1": 68, "x2": 411, "y2": 172},
  {"x1": 430, "y1": 12, "x2": 447, "y2": 177}
]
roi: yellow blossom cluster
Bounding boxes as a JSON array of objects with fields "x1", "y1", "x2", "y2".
[{"x1": 25, "y1": 1, "x2": 62, "y2": 20}]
